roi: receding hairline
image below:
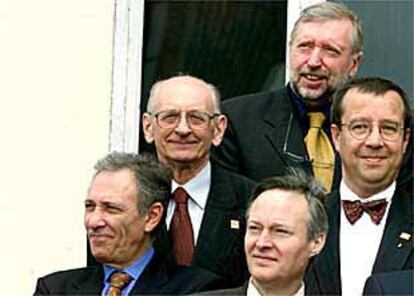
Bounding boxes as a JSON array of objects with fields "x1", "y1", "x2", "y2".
[
  {"x1": 247, "y1": 188, "x2": 309, "y2": 217},
  {"x1": 147, "y1": 75, "x2": 221, "y2": 113}
]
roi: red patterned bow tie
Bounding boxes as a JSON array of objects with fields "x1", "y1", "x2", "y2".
[{"x1": 342, "y1": 199, "x2": 388, "y2": 225}]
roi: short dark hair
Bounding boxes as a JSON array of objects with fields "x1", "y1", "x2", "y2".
[
  {"x1": 93, "y1": 151, "x2": 171, "y2": 215},
  {"x1": 246, "y1": 168, "x2": 328, "y2": 241},
  {"x1": 331, "y1": 77, "x2": 413, "y2": 131}
]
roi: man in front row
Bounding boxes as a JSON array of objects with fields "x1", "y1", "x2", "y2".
[
  {"x1": 206, "y1": 171, "x2": 328, "y2": 295},
  {"x1": 142, "y1": 75, "x2": 255, "y2": 286},
  {"x1": 34, "y1": 152, "x2": 224, "y2": 295},
  {"x1": 306, "y1": 77, "x2": 413, "y2": 295}
]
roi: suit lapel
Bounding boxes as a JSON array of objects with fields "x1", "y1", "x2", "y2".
[
  {"x1": 130, "y1": 253, "x2": 170, "y2": 294},
  {"x1": 315, "y1": 191, "x2": 342, "y2": 295},
  {"x1": 373, "y1": 189, "x2": 413, "y2": 273},
  {"x1": 192, "y1": 164, "x2": 246, "y2": 274},
  {"x1": 70, "y1": 266, "x2": 103, "y2": 295},
  {"x1": 263, "y1": 89, "x2": 313, "y2": 174}
]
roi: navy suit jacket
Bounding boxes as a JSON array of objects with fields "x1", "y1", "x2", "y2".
[
  {"x1": 34, "y1": 251, "x2": 224, "y2": 295},
  {"x1": 213, "y1": 86, "x2": 413, "y2": 192},
  {"x1": 363, "y1": 269, "x2": 414, "y2": 295},
  {"x1": 306, "y1": 188, "x2": 414, "y2": 295},
  {"x1": 155, "y1": 162, "x2": 255, "y2": 287}
]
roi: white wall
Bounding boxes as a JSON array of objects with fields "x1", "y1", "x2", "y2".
[{"x1": 0, "y1": 1, "x2": 114, "y2": 294}]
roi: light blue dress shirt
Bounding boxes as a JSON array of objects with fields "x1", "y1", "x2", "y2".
[{"x1": 101, "y1": 247, "x2": 154, "y2": 296}]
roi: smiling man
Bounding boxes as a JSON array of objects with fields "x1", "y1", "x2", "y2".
[
  {"x1": 34, "y1": 152, "x2": 224, "y2": 295},
  {"x1": 142, "y1": 75, "x2": 255, "y2": 287},
  {"x1": 203, "y1": 170, "x2": 328, "y2": 295},
  {"x1": 213, "y1": 2, "x2": 363, "y2": 192},
  {"x1": 306, "y1": 77, "x2": 413, "y2": 295}
]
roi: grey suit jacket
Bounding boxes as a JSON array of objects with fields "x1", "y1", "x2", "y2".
[
  {"x1": 306, "y1": 188, "x2": 413, "y2": 295},
  {"x1": 154, "y1": 162, "x2": 255, "y2": 288}
]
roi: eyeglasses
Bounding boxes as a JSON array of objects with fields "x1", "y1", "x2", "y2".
[
  {"x1": 341, "y1": 120, "x2": 404, "y2": 142},
  {"x1": 149, "y1": 110, "x2": 220, "y2": 129}
]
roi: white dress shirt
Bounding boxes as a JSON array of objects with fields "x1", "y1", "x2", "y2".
[
  {"x1": 246, "y1": 277, "x2": 305, "y2": 296},
  {"x1": 166, "y1": 161, "x2": 211, "y2": 244},
  {"x1": 340, "y1": 180, "x2": 395, "y2": 296}
]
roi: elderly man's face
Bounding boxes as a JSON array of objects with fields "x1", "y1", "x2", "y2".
[
  {"x1": 289, "y1": 19, "x2": 361, "y2": 106},
  {"x1": 143, "y1": 77, "x2": 226, "y2": 170},
  {"x1": 84, "y1": 169, "x2": 156, "y2": 268},
  {"x1": 245, "y1": 189, "x2": 323, "y2": 286},
  {"x1": 332, "y1": 89, "x2": 409, "y2": 197}
]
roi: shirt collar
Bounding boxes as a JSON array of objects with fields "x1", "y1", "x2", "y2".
[
  {"x1": 103, "y1": 247, "x2": 154, "y2": 282},
  {"x1": 340, "y1": 180, "x2": 395, "y2": 203},
  {"x1": 247, "y1": 277, "x2": 305, "y2": 296},
  {"x1": 288, "y1": 83, "x2": 331, "y2": 125},
  {"x1": 171, "y1": 161, "x2": 211, "y2": 210}
]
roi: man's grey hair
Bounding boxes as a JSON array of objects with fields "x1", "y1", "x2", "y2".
[
  {"x1": 290, "y1": 2, "x2": 364, "y2": 55},
  {"x1": 93, "y1": 152, "x2": 171, "y2": 215},
  {"x1": 146, "y1": 74, "x2": 221, "y2": 114},
  {"x1": 246, "y1": 168, "x2": 328, "y2": 241}
]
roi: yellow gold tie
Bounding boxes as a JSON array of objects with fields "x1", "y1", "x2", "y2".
[{"x1": 304, "y1": 112, "x2": 335, "y2": 191}]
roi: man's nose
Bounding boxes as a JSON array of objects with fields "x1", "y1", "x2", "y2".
[
  {"x1": 85, "y1": 209, "x2": 106, "y2": 229},
  {"x1": 255, "y1": 230, "x2": 273, "y2": 249},
  {"x1": 307, "y1": 48, "x2": 323, "y2": 68},
  {"x1": 365, "y1": 126, "x2": 384, "y2": 147},
  {"x1": 174, "y1": 113, "x2": 192, "y2": 134}
]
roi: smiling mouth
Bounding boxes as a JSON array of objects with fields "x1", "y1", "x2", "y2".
[
  {"x1": 169, "y1": 140, "x2": 198, "y2": 146},
  {"x1": 253, "y1": 255, "x2": 278, "y2": 262},
  {"x1": 361, "y1": 156, "x2": 386, "y2": 164}
]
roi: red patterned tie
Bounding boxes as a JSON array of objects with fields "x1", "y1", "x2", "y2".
[
  {"x1": 170, "y1": 187, "x2": 194, "y2": 266},
  {"x1": 342, "y1": 199, "x2": 388, "y2": 225},
  {"x1": 107, "y1": 272, "x2": 131, "y2": 296}
]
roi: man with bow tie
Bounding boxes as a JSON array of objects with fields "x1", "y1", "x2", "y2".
[{"x1": 305, "y1": 77, "x2": 413, "y2": 296}]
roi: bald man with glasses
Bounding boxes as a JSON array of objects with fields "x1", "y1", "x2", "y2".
[
  {"x1": 305, "y1": 77, "x2": 413, "y2": 295},
  {"x1": 142, "y1": 75, "x2": 255, "y2": 288}
]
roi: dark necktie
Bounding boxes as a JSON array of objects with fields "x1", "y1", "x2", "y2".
[
  {"x1": 342, "y1": 199, "x2": 388, "y2": 225},
  {"x1": 304, "y1": 112, "x2": 335, "y2": 192},
  {"x1": 170, "y1": 187, "x2": 194, "y2": 266},
  {"x1": 107, "y1": 271, "x2": 131, "y2": 296}
]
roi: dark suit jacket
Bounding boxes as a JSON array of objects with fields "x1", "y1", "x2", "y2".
[
  {"x1": 197, "y1": 283, "x2": 247, "y2": 295},
  {"x1": 212, "y1": 87, "x2": 342, "y2": 188},
  {"x1": 212, "y1": 86, "x2": 413, "y2": 192},
  {"x1": 155, "y1": 162, "x2": 255, "y2": 288},
  {"x1": 363, "y1": 269, "x2": 414, "y2": 295},
  {"x1": 305, "y1": 188, "x2": 414, "y2": 295},
  {"x1": 34, "y1": 251, "x2": 225, "y2": 295}
]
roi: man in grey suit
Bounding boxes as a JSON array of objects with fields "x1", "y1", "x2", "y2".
[
  {"x1": 203, "y1": 171, "x2": 328, "y2": 295},
  {"x1": 305, "y1": 77, "x2": 413, "y2": 295},
  {"x1": 34, "y1": 152, "x2": 223, "y2": 295},
  {"x1": 142, "y1": 75, "x2": 255, "y2": 287}
]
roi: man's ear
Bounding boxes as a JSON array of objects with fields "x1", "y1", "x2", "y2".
[
  {"x1": 309, "y1": 234, "x2": 326, "y2": 258},
  {"x1": 142, "y1": 112, "x2": 155, "y2": 144},
  {"x1": 348, "y1": 52, "x2": 362, "y2": 78},
  {"x1": 212, "y1": 114, "x2": 228, "y2": 146},
  {"x1": 144, "y1": 202, "x2": 164, "y2": 233},
  {"x1": 402, "y1": 128, "x2": 411, "y2": 154},
  {"x1": 331, "y1": 124, "x2": 341, "y2": 154}
]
